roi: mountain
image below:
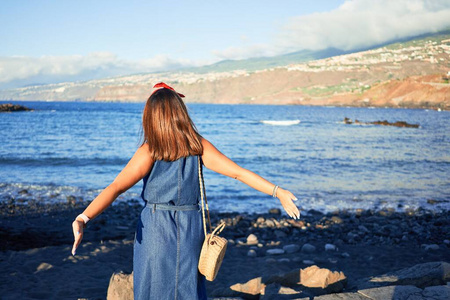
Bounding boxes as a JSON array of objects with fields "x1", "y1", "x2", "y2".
[
  {"x1": 179, "y1": 30, "x2": 450, "y2": 74},
  {"x1": 179, "y1": 48, "x2": 350, "y2": 74},
  {"x1": 1, "y1": 31, "x2": 449, "y2": 109}
]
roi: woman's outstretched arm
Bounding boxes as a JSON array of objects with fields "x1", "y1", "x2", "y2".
[
  {"x1": 72, "y1": 143, "x2": 154, "y2": 255},
  {"x1": 201, "y1": 138, "x2": 300, "y2": 219}
]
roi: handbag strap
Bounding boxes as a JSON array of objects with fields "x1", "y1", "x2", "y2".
[
  {"x1": 211, "y1": 221, "x2": 226, "y2": 236},
  {"x1": 198, "y1": 155, "x2": 212, "y2": 237}
]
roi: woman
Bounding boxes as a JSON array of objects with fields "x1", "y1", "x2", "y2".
[{"x1": 72, "y1": 82, "x2": 300, "y2": 300}]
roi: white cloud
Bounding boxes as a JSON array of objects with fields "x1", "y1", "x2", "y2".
[
  {"x1": 213, "y1": 0, "x2": 450, "y2": 60},
  {"x1": 212, "y1": 44, "x2": 275, "y2": 61},
  {"x1": 0, "y1": 52, "x2": 202, "y2": 88},
  {"x1": 278, "y1": 0, "x2": 450, "y2": 52}
]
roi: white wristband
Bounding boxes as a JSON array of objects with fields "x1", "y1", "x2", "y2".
[{"x1": 77, "y1": 213, "x2": 90, "y2": 224}]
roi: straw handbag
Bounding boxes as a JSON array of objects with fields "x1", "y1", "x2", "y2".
[{"x1": 197, "y1": 157, "x2": 228, "y2": 281}]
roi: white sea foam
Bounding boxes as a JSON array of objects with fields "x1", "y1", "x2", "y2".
[{"x1": 261, "y1": 120, "x2": 300, "y2": 126}]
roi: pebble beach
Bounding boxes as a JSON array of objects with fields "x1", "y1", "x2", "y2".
[{"x1": 1, "y1": 197, "x2": 449, "y2": 299}]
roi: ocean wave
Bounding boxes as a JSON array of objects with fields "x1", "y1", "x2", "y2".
[
  {"x1": 0, "y1": 182, "x2": 141, "y2": 205},
  {"x1": 0, "y1": 156, "x2": 128, "y2": 167},
  {"x1": 261, "y1": 120, "x2": 301, "y2": 126}
]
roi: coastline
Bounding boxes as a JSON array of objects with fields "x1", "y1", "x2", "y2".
[
  {"x1": 1, "y1": 200, "x2": 449, "y2": 299},
  {"x1": 1, "y1": 99, "x2": 448, "y2": 110}
]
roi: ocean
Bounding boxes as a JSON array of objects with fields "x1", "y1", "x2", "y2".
[{"x1": 0, "y1": 101, "x2": 449, "y2": 214}]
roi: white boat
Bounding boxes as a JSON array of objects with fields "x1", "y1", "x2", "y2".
[{"x1": 261, "y1": 120, "x2": 301, "y2": 126}]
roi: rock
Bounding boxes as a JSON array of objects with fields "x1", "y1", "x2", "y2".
[
  {"x1": 36, "y1": 262, "x2": 53, "y2": 272},
  {"x1": 313, "y1": 292, "x2": 368, "y2": 299},
  {"x1": 269, "y1": 266, "x2": 346, "y2": 293},
  {"x1": 266, "y1": 241, "x2": 281, "y2": 247},
  {"x1": 278, "y1": 258, "x2": 290, "y2": 263},
  {"x1": 67, "y1": 195, "x2": 77, "y2": 205},
  {"x1": 266, "y1": 248, "x2": 285, "y2": 255},
  {"x1": 314, "y1": 284, "x2": 450, "y2": 299},
  {"x1": 256, "y1": 216, "x2": 265, "y2": 224},
  {"x1": 325, "y1": 244, "x2": 337, "y2": 251},
  {"x1": 341, "y1": 252, "x2": 350, "y2": 258},
  {"x1": 372, "y1": 120, "x2": 420, "y2": 128},
  {"x1": 107, "y1": 271, "x2": 133, "y2": 300},
  {"x1": 0, "y1": 103, "x2": 33, "y2": 112},
  {"x1": 247, "y1": 249, "x2": 257, "y2": 257},
  {"x1": 283, "y1": 244, "x2": 300, "y2": 254},
  {"x1": 422, "y1": 285, "x2": 450, "y2": 299},
  {"x1": 299, "y1": 266, "x2": 347, "y2": 293},
  {"x1": 344, "y1": 117, "x2": 420, "y2": 128},
  {"x1": 268, "y1": 208, "x2": 281, "y2": 215},
  {"x1": 301, "y1": 243, "x2": 316, "y2": 253},
  {"x1": 355, "y1": 261, "x2": 450, "y2": 290},
  {"x1": 260, "y1": 283, "x2": 305, "y2": 299},
  {"x1": 247, "y1": 233, "x2": 258, "y2": 245},
  {"x1": 287, "y1": 219, "x2": 306, "y2": 228},
  {"x1": 331, "y1": 216, "x2": 344, "y2": 224},
  {"x1": 265, "y1": 219, "x2": 275, "y2": 227},
  {"x1": 422, "y1": 244, "x2": 439, "y2": 251},
  {"x1": 274, "y1": 230, "x2": 287, "y2": 238},
  {"x1": 307, "y1": 209, "x2": 324, "y2": 216},
  {"x1": 230, "y1": 277, "x2": 266, "y2": 297},
  {"x1": 358, "y1": 225, "x2": 369, "y2": 233},
  {"x1": 358, "y1": 285, "x2": 422, "y2": 299},
  {"x1": 303, "y1": 260, "x2": 315, "y2": 265},
  {"x1": 237, "y1": 238, "x2": 247, "y2": 245},
  {"x1": 343, "y1": 117, "x2": 419, "y2": 128}
]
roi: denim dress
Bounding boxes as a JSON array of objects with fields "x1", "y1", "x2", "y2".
[{"x1": 133, "y1": 155, "x2": 207, "y2": 300}]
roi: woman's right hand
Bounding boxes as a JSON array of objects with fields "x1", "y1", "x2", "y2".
[
  {"x1": 71, "y1": 219, "x2": 84, "y2": 255},
  {"x1": 277, "y1": 188, "x2": 301, "y2": 219}
]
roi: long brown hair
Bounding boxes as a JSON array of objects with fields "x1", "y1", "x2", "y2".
[{"x1": 141, "y1": 88, "x2": 203, "y2": 161}]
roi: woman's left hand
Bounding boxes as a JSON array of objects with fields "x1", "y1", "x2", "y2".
[
  {"x1": 71, "y1": 219, "x2": 84, "y2": 255},
  {"x1": 277, "y1": 188, "x2": 301, "y2": 219}
]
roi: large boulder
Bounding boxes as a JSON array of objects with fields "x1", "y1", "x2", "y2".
[
  {"x1": 107, "y1": 271, "x2": 133, "y2": 300},
  {"x1": 355, "y1": 261, "x2": 450, "y2": 290},
  {"x1": 358, "y1": 285, "x2": 422, "y2": 299},
  {"x1": 229, "y1": 277, "x2": 266, "y2": 299},
  {"x1": 264, "y1": 265, "x2": 347, "y2": 295}
]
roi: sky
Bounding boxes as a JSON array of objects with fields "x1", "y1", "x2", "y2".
[{"x1": 1, "y1": 0, "x2": 449, "y2": 89}]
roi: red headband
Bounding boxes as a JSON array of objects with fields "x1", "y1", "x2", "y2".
[{"x1": 150, "y1": 82, "x2": 185, "y2": 98}]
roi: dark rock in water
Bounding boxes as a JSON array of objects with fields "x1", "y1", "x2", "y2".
[
  {"x1": 427, "y1": 199, "x2": 445, "y2": 205},
  {"x1": 66, "y1": 195, "x2": 77, "y2": 206},
  {"x1": 371, "y1": 120, "x2": 420, "y2": 128},
  {"x1": 0, "y1": 103, "x2": 33, "y2": 112},
  {"x1": 307, "y1": 209, "x2": 324, "y2": 216},
  {"x1": 268, "y1": 208, "x2": 281, "y2": 215},
  {"x1": 343, "y1": 117, "x2": 419, "y2": 128},
  {"x1": 343, "y1": 117, "x2": 353, "y2": 124}
]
